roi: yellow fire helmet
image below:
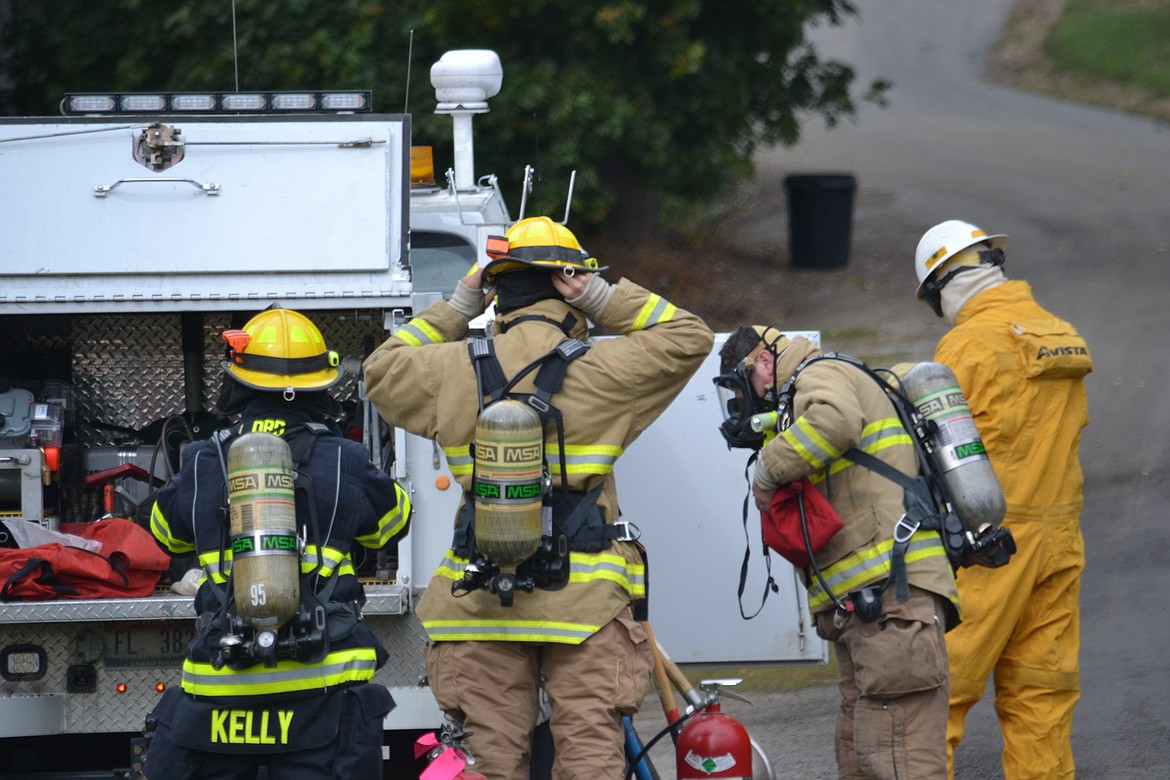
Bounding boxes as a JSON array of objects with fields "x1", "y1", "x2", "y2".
[
  {"x1": 221, "y1": 308, "x2": 341, "y2": 393},
  {"x1": 482, "y1": 216, "x2": 608, "y2": 282}
]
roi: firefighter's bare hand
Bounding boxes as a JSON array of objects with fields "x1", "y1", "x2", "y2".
[
  {"x1": 752, "y1": 481, "x2": 774, "y2": 513},
  {"x1": 551, "y1": 268, "x2": 591, "y2": 300}
]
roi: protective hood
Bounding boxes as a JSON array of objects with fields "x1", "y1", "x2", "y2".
[
  {"x1": 939, "y1": 264, "x2": 1007, "y2": 324},
  {"x1": 494, "y1": 268, "x2": 564, "y2": 313}
]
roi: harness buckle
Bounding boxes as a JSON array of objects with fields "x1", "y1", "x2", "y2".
[
  {"x1": 612, "y1": 520, "x2": 640, "y2": 542},
  {"x1": 893, "y1": 513, "x2": 920, "y2": 544}
]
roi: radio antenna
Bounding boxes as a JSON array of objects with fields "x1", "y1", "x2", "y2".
[
  {"x1": 403, "y1": 29, "x2": 415, "y2": 114},
  {"x1": 231, "y1": 0, "x2": 240, "y2": 92}
]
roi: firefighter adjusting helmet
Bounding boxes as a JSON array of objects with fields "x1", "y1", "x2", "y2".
[
  {"x1": 482, "y1": 216, "x2": 608, "y2": 282},
  {"x1": 914, "y1": 220, "x2": 1009, "y2": 300},
  {"x1": 221, "y1": 308, "x2": 341, "y2": 393}
]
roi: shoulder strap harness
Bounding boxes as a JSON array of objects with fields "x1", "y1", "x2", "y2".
[{"x1": 772, "y1": 353, "x2": 962, "y2": 605}]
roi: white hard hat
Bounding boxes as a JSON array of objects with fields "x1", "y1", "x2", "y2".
[{"x1": 914, "y1": 220, "x2": 1009, "y2": 299}]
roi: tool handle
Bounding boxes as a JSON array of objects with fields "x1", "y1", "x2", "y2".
[
  {"x1": 657, "y1": 646, "x2": 705, "y2": 709},
  {"x1": 641, "y1": 621, "x2": 679, "y2": 727}
]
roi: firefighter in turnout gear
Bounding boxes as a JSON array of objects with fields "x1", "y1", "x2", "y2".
[
  {"x1": 145, "y1": 308, "x2": 412, "y2": 780},
  {"x1": 915, "y1": 220, "x2": 1092, "y2": 779},
  {"x1": 718, "y1": 326, "x2": 959, "y2": 779},
  {"x1": 362, "y1": 216, "x2": 714, "y2": 778}
]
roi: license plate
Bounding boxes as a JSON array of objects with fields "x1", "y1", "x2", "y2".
[{"x1": 103, "y1": 622, "x2": 197, "y2": 669}]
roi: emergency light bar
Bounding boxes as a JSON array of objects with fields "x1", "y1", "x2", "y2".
[{"x1": 61, "y1": 90, "x2": 372, "y2": 116}]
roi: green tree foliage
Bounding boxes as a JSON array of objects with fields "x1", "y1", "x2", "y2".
[{"x1": 1, "y1": 0, "x2": 882, "y2": 230}]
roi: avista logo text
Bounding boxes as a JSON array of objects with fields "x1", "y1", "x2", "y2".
[{"x1": 1036, "y1": 345, "x2": 1088, "y2": 359}]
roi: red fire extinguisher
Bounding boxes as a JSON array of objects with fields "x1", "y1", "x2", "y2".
[{"x1": 676, "y1": 679, "x2": 754, "y2": 779}]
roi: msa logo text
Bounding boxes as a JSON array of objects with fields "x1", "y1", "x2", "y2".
[
  {"x1": 473, "y1": 443, "x2": 543, "y2": 462},
  {"x1": 504, "y1": 444, "x2": 542, "y2": 462},
  {"x1": 229, "y1": 472, "x2": 295, "y2": 492},
  {"x1": 917, "y1": 391, "x2": 965, "y2": 416},
  {"x1": 233, "y1": 534, "x2": 298, "y2": 555},
  {"x1": 954, "y1": 441, "x2": 986, "y2": 459},
  {"x1": 475, "y1": 482, "x2": 542, "y2": 500}
]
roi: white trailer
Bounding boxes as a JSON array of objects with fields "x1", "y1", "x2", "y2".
[{"x1": 0, "y1": 51, "x2": 824, "y2": 778}]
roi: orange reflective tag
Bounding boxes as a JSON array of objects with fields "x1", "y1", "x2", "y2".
[
  {"x1": 222, "y1": 329, "x2": 251, "y2": 354},
  {"x1": 486, "y1": 235, "x2": 509, "y2": 260}
]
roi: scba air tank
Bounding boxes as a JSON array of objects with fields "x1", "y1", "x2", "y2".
[
  {"x1": 473, "y1": 399, "x2": 545, "y2": 569},
  {"x1": 227, "y1": 432, "x2": 300, "y2": 631},
  {"x1": 901, "y1": 362, "x2": 1006, "y2": 533}
]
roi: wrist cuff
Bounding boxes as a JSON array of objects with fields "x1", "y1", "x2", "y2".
[
  {"x1": 566, "y1": 273, "x2": 614, "y2": 320},
  {"x1": 449, "y1": 280, "x2": 484, "y2": 320}
]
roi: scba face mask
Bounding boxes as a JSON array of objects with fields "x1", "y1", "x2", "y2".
[{"x1": 713, "y1": 362, "x2": 770, "y2": 450}]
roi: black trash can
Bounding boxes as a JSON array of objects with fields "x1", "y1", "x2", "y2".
[{"x1": 783, "y1": 174, "x2": 857, "y2": 269}]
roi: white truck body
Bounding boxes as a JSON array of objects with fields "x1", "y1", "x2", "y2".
[{"x1": 0, "y1": 53, "x2": 824, "y2": 777}]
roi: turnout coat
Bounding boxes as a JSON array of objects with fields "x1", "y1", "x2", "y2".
[
  {"x1": 363, "y1": 278, "x2": 713, "y2": 644},
  {"x1": 756, "y1": 338, "x2": 959, "y2": 622}
]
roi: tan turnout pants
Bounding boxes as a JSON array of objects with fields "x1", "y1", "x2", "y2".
[
  {"x1": 815, "y1": 586, "x2": 951, "y2": 779},
  {"x1": 424, "y1": 607, "x2": 652, "y2": 780}
]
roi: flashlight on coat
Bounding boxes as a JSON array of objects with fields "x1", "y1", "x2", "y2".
[{"x1": 749, "y1": 411, "x2": 780, "y2": 434}]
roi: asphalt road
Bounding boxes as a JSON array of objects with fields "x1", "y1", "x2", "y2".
[{"x1": 637, "y1": 2, "x2": 1170, "y2": 778}]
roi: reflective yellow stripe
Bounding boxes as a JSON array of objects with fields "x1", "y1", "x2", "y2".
[
  {"x1": 783, "y1": 416, "x2": 841, "y2": 471},
  {"x1": 436, "y1": 549, "x2": 644, "y2": 598},
  {"x1": 443, "y1": 445, "x2": 473, "y2": 476},
  {"x1": 180, "y1": 648, "x2": 379, "y2": 696},
  {"x1": 150, "y1": 504, "x2": 194, "y2": 554},
  {"x1": 629, "y1": 294, "x2": 676, "y2": 332},
  {"x1": 422, "y1": 619, "x2": 600, "y2": 643},
  {"x1": 806, "y1": 530, "x2": 947, "y2": 609},
  {"x1": 569, "y1": 551, "x2": 646, "y2": 597},
  {"x1": 546, "y1": 444, "x2": 623, "y2": 475},
  {"x1": 393, "y1": 318, "x2": 444, "y2": 347},
  {"x1": 861, "y1": 418, "x2": 910, "y2": 444},
  {"x1": 449, "y1": 443, "x2": 624, "y2": 477},
  {"x1": 433, "y1": 554, "x2": 465, "y2": 581},
  {"x1": 199, "y1": 550, "x2": 229, "y2": 584},
  {"x1": 808, "y1": 418, "x2": 913, "y2": 484},
  {"x1": 299, "y1": 546, "x2": 354, "y2": 577},
  {"x1": 209, "y1": 544, "x2": 355, "y2": 579},
  {"x1": 356, "y1": 484, "x2": 411, "y2": 547}
]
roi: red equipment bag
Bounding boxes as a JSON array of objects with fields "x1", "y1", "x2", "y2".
[
  {"x1": 761, "y1": 477, "x2": 844, "y2": 568},
  {"x1": 0, "y1": 518, "x2": 169, "y2": 601}
]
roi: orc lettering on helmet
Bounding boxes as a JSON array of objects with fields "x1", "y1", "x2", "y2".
[
  {"x1": 221, "y1": 308, "x2": 341, "y2": 398},
  {"x1": 482, "y1": 216, "x2": 608, "y2": 282}
]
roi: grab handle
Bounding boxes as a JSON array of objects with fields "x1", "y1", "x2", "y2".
[{"x1": 94, "y1": 177, "x2": 220, "y2": 197}]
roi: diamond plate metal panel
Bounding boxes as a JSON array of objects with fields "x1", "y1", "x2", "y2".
[
  {"x1": 0, "y1": 609, "x2": 432, "y2": 735},
  {"x1": 367, "y1": 613, "x2": 429, "y2": 689},
  {"x1": 0, "y1": 622, "x2": 180, "y2": 734},
  {"x1": 359, "y1": 584, "x2": 410, "y2": 616},
  {"x1": 3, "y1": 311, "x2": 391, "y2": 445},
  {"x1": 0, "y1": 595, "x2": 196, "y2": 624},
  {"x1": 73, "y1": 314, "x2": 187, "y2": 447}
]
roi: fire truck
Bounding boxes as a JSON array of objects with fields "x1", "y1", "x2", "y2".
[{"x1": 0, "y1": 50, "x2": 824, "y2": 778}]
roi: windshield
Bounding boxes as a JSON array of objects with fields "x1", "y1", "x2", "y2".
[{"x1": 411, "y1": 231, "x2": 476, "y2": 294}]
